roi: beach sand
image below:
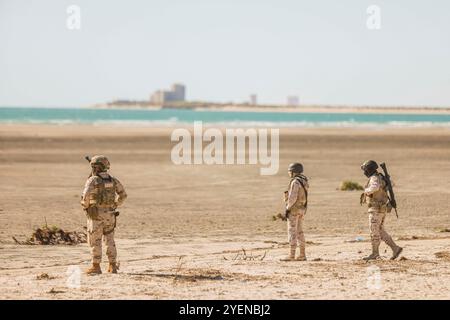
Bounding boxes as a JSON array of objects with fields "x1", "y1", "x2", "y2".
[{"x1": 1, "y1": 124, "x2": 450, "y2": 299}]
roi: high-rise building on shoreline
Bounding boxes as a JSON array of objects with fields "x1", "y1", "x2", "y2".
[{"x1": 150, "y1": 83, "x2": 186, "y2": 104}]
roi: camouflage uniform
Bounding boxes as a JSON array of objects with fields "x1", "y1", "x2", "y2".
[
  {"x1": 81, "y1": 156, "x2": 127, "y2": 273},
  {"x1": 284, "y1": 174, "x2": 309, "y2": 260},
  {"x1": 363, "y1": 173, "x2": 401, "y2": 260}
]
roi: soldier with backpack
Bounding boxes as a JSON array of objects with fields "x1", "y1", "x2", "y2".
[{"x1": 81, "y1": 155, "x2": 127, "y2": 274}]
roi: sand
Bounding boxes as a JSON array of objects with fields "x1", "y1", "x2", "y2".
[{"x1": 1, "y1": 124, "x2": 450, "y2": 299}]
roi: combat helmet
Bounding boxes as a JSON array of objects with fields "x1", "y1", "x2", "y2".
[
  {"x1": 90, "y1": 155, "x2": 110, "y2": 172},
  {"x1": 361, "y1": 160, "x2": 378, "y2": 177},
  {"x1": 288, "y1": 162, "x2": 304, "y2": 174}
]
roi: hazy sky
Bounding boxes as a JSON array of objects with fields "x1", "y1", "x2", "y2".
[{"x1": 1, "y1": 0, "x2": 449, "y2": 107}]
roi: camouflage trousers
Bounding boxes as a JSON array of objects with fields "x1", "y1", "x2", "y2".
[
  {"x1": 87, "y1": 208, "x2": 117, "y2": 264},
  {"x1": 287, "y1": 210, "x2": 306, "y2": 249},
  {"x1": 368, "y1": 209, "x2": 397, "y2": 249}
]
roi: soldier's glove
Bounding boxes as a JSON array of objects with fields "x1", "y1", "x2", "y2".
[{"x1": 360, "y1": 193, "x2": 366, "y2": 206}]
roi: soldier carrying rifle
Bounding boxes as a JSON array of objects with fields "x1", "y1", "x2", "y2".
[{"x1": 360, "y1": 160, "x2": 403, "y2": 261}]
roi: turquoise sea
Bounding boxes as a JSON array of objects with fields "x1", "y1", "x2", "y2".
[{"x1": 1, "y1": 107, "x2": 450, "y2": 127}]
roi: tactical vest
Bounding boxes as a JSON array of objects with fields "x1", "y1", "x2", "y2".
[
  {"x1": 93, "y1": 174, "x2": 117, "y2": 207},
  {"x1": 366, "y1": 173, "x2": 389, "y2": 208},
  {"x1": 289, "y1": 175, "x2": 308, "y2": 211}
]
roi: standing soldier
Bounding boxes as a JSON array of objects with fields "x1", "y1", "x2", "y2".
[
  {"x1": 281, "y1": 162, "x2": 309, "y2": 261},
  {"x1": 360, "y1": 160, "x2": 402, "y2": 261},
  {"x1": 81, "y1": 155, "x2": 127, "y2": 274}
]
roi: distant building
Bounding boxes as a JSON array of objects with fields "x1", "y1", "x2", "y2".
[
  {"x1": 249, "y1": 94, "x2": 257, "y2": 106},
  {"x1": 150, "y1": 83, "x2": 186, "y2": 104},
  {"x1": 287, "y1": 95, "x2": 300, "y2": 107},
  {"x1": 171, "y1": 83, "x2": 185, "y2": 101}
]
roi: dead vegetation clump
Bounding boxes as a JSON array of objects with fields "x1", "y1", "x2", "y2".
[
  {"x1": 223, "y1": 248, "x2": 267, "y2": 261},
  {"x1": 13, "y1": 225, "x2": 87, "y2": 245},
  {"x1": 339, "y1": 181, "x2": 364, "y2": 191},
  {"x1": 272, "y1": 213, "x2": 286, "y2": 221},
  {"x1": 434, "y1": 251, "x2": 450, "y2": 260},
  {"x1": 36, "y1": 273, "x2": 55, "y2": 280}
]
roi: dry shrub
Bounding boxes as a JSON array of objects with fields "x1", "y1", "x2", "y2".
[
  {"x1": 13, "y1": 225, "x2": 86, "y2": 245},
  {"x1": 339, "y1": 181, "x2": 364, "y2": 191}
]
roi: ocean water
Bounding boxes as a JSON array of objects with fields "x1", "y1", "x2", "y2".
[{"x1": 1, "y1": 106, "x2": 450, "y2": 127}]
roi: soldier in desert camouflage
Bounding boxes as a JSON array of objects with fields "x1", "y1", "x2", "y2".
[
  {"x1": 360, "y1": 160, "x2": 402, "y2": 261},
  {"x1": 81, "y1": 155, "x2": 127, "y2": 274},
  {"x1": 281, "y1": 162, "x2": 309, "y2": 261}
]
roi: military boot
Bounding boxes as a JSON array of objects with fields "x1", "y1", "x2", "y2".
[
  {"x1": 383, "y1": 234, "x2": 403, "y2": 260},
  {"x1": 280, "y1": 246, "x2": 296, "y2": 261},
  {"x1": 86, "y1": 263, "x2": 102, "y2": 275},
  {"x1": 296, "y1": 245, "x2": 306, "y2": 261},
  {"x1": 363, "y1": 243, "x2": 380, "y2": 261},
  {"x1": 390, "y1": 246, "x2": 403, "y2": 260},
  {"x1": 108, "y1": 262, "x2": 118, "y2": 274}
]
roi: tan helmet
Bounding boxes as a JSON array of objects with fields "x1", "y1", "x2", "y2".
[{"x1": 90, "y1": 155, "x2": 110, "y2": 172}]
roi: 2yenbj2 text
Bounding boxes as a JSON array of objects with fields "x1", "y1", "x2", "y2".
[{"x1": 179, "y1": 304, "x2": 271, "y2": 317}]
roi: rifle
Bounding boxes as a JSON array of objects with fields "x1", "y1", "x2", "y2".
[{"x1": 380, "y1": 162, "x2": 398, "y2": 218}]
